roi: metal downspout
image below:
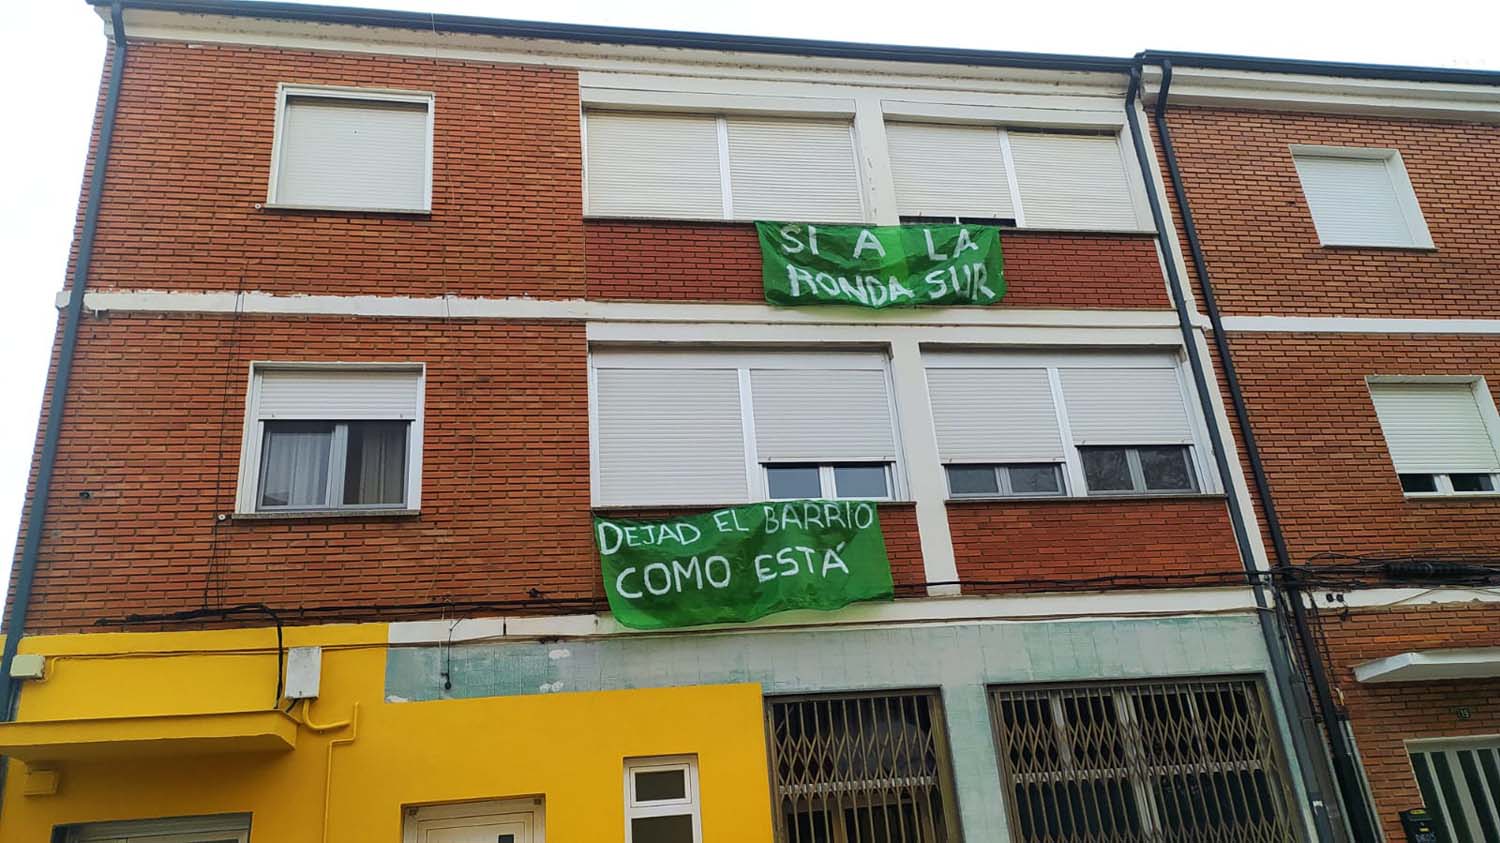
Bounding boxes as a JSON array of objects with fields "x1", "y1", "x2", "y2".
[
  {"x1": 1122, "y1": 63, "x2": 1340, "y2": 842},
  {"x1": 1146, "y1": 58, "x2": 1381, "y2": 842},
  {"x1": 0, "y1": 0, "x2": 130, "y2": 719}
]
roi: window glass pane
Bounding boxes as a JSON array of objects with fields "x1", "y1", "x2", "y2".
[
  {"x1": 259, "y1": 422, "x2": 334, "y2": 508},
  {"x1": 1138, "y1": 446, "x2": 1196, "y2": 492},
  {"x1": 344, "y1": 420, "x2": 409, "y2": 506},
  {"x1": 833, "y1": 464, "x2": 889, "y2": 499},
  {"x1": 1399, "y1": 473, "x2": 1438, "y2": 493},
  {"x1": 766, "y1": 464, "x2": 822, "y2": 499},
  {"x1": 1081, "y1": 448, "x2": 1134, "y2": 492},
  {"x1": 634, "y1": 769, "x2": 687, "y2": 802},
  {"x1": 1007, "y1": 464, "x2": 1062, "y2": 495},
  {"x1": 947, "y1": 465, "x2": 1000, "y2": 496},
  {"x1": 1449, "y1": 473, "x2": 1496, "y2": 493},
  {"x1": 630, "y1": 814, "x2": 694, "y2": 843}
]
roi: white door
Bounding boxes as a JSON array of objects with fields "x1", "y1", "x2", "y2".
[{"x1": 405, "y1": 800, "x2": 544, "y2": 843}]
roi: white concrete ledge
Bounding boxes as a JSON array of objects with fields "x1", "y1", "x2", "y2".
[{"x1": 1353, "y1": 648, "x2": 1500, "y2": 683}]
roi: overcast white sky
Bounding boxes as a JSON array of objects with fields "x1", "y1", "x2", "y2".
[{"x1": 1, "y1": 0, "x2": 1498, "y2": 599}]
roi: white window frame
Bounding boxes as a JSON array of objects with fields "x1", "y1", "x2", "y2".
[
  {"x1": 67, "y1": 814, "x2": 251, "y2": 843},
  {"x1": 924, "y1": 349, "x2": 1219, "y2": 499},
  {"x1": 1405, "y1": 735, "x2": 1500, "y2": 843},
  {"x1": 588, "y1": 349, "x2": 907, "y2": 507},
  {"x1": 402, "y1": 798, "x2": 545, "y2": 843},
  {"x1": 235, "y1": 362, "x2": 426, "y2": 516},
  {"x1": 1290, "y1": 144, "x2": 1434, "y2": 249},
  {"x1": 764, "y1": 463, "x2": 896, "y2": 502},
  {"x1": 581, "y1": 110, "x2": 868, "y2": 223},
  {"x1": 624, "y1": 755, "x2": 702, "y2": 843},
  {"x1": 1368, "y1": 375, "x2": 1500, "y2": 498},
  {"x1": 267, "y1": 84, "x2": 436, "y2": 214}
]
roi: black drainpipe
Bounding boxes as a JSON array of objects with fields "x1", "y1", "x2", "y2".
[
  {"x1": 1122, "y1": 63, "x2": 1345, "y2": 842},
  {"x1": 0, "y1": 0, "x2": 130, "y2": 719},
  {"x1": 1145, "y1": 59, "x2": 1380, "y2": 841}
]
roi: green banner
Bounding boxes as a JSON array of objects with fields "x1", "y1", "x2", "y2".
[
  {"x1": 595, "y1": 500, "x2": 894, "y2": 630},
  {"x1": 758, "y1": 221, "x2": 1004, "y2": 308}
]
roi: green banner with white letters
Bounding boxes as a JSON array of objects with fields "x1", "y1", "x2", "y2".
[
  {"x1": 758, "y1": 221, "x2": 1004, "y2": 308},
  {"x1": 595, "y1": 500, "x2": 893, "y2": 630}
]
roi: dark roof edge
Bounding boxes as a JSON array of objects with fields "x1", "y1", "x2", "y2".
[
  {"x1": 1139, "y1": 50, "x2": 1500, "y2": 88},
  {"x1": 89, "y1": 0, "x2": 1133, "y2": 73}
]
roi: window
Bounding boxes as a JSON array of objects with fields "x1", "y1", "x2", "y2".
[
  {"x1": 269, "y1": 86, "x2": 434, "y2": 213},
  {"x1": 1006, "y1": 130, "x2": 1147, "y2": 231},
  {"x1": 584, "y1": 111, "x2": 864, "y2": 222},
  {"x1": 765, "y1": 691, "x2": 960, "y2": 843},
  {"x1": 625, "y1": 756, "x2": 702, "y2": 843},
  {"x1": 886, "y1": 123, "x2": 1019, "y2": 224},
  {"x1": 926, "y1": 352, "x2": 1207, "y2": 499},
  {"x1": 990, "y1": 678, "x2": 1301, "y2": 843},
  {"x1": 1408, "y1": 739, "x2": 1500, "y2": 843},
  {"x1": 237, "y1": 365, "x2": 424, "y2": 514},
  {"x1": 591, "y1": 351, "x2": 901, "y2": 507},
  {"x1": 885, "y1": 123, "x2": 1146, "y2": 232},
  {"x1": 66, "y1": 814, "x2": 251, "y2": 843},
  {"x1": 1369, "y1": 379, "x2": 1500, "y2": 496},
  {"x1": 1291, "y1": 146, "x2": 1432, "y2": 248}
]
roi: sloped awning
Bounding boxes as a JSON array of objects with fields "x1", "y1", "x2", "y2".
[
  {"x1": 0, "y1": 709, "x2": 296, "y2": 763},
  {"x1": 1353, "y1": 648, "x2": 1500, "y2": 683}
]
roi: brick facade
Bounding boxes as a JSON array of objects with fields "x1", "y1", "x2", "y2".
[
  {"x1": 948, "y1": 497, "x2": 1242, "y2": 590},
  {"x1": 1317, "y1": 602, "x2": 1500, "y2": 840},
  {"x1": 1160, "y1": 106, "x2": 1500, "y2": 319},
  {"x1": 75, "y1": 42, "x2": 584, "y2": 298}
]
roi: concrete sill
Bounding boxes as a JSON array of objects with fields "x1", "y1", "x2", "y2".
[
  {"x1": 231, "y1": 508, "x2": 420, "y2": 522},
  {"x1": 0, "y1": 709, "x2": 296, "y2": 763},
  {"x1": 946, "y1": 493, "x2": 1226, "y2": 505},
  {"x1": 259, "y1": 202, "x2": 431, "y2": 216}
]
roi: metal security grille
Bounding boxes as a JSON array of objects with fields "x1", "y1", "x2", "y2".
[
  {"x1": 990, "y1": 677, "x2": 1301, "y2": 843},
  {"x1": 1409, "y1": 742, "x2": 1500, "y2": 842},
  {"x1": 766, "y1": 691, "x2": 962, "y2": 842}
]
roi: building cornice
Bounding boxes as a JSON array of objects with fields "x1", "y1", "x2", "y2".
[{"x1": 1142, "y1": 64, "x2": 1500, "y2": 124}]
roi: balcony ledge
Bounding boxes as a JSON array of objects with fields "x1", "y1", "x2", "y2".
[
  {"x1": 0, "y1": 709, "x2": 297, "y2": 763},
  {"x1": 1353, "y1": 647, "x2": 1500, "y2": 684}
]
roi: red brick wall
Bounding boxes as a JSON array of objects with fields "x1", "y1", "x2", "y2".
[
  {"x1": 1222, "y1": 333, "x2": 1500, "y2": 560},
  {"x1": 1317, "y1": 602, "x2": 1500, "y2": 840},
  {"x1": 946, "y1": 497, "x2": 1242, "y2": 591},
  {"x1": 12, "y1": 312, "x2": 595, "y2": 633},
  {"x1": 1158, "y1": 106, "x2": 1500, "y2": 318},
  {"x1": 75, "y1": 42, "x2": 584, "y2": 298},
  {"x1": 585, "y1": 221, "x2": 1169, "y2": 309}
]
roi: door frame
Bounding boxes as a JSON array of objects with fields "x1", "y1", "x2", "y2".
[{"x1": 402, "y1": 797, "x2": 545, "y2": 843}]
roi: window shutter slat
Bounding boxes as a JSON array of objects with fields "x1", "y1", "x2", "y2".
[
  {"x1": 276, "y1": 97, "x2": 428, "y2": 210},
  {"x1": 1007, "y1": 132, "x2": 1140, "y2": 230},
  {"x1": 726, "y1": 118, "x2": 864, "y2": 222},
  {"x1": 751, "y1": 369, "x2": 895, "y2": 462},
  {"x1": 584, "y1": 112, "x2": 724, "y2": 219},
  {"x1": 1293, "y1": 155, "x2": 1414, "y2": 246},
  {"x1": 1370, "y1": 382, "x2": 1500, "y2": 473},
  {"x1": 886, "y1": 123, "x2": 1014, "y2": 219},
  {"x1": 257, "y1": 369, "x2": 422, "y2": 420},
  {"x1": 1061, "y1": 367, "x2": 1193, "y2": 445},
  {"x1": 926, "y1": 368, "x2": 1064, "y2": 463},
  {"x1": 595, "y1": 368, "x2": 749, "y2": 506}
]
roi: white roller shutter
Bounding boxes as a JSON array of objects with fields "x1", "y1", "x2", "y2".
[
  {"x1": 256, "y1": 368, "x2": 422, "y2": 420},
  {"x1": 1370, "y1": 382, "x2": 1500, "y2": 473},
  {"x1": 595, "y1": 367, "x2": 749, "y2": 505},
  {"x1": 275, "y1": 96, "x2": 430, "y2": 211},
  {"x1": 1293, "y1": 154, "x2": 1417, "y2": 246},
  {"x1": 886, "y1": 123, "x2": 1014, "y2": 220},
  {"x1": 1061, "y1": 366, "x2": 1194, "y2": 445},
  {"x1": 584, "y1": 111, "x2": 724, "y2": 219},
  {"x1": 750, "y1": 368, "x2": 895, "y2": 462},
  {"x1": 1007, "y1": 131, "x2": 1141, "y2": 231},
  {"x1": 926, "y1": 367, "x2": 1064, "y2": 463},
  {"x1": 726, "y1": 118, "x2": 864, "y2": 222}
]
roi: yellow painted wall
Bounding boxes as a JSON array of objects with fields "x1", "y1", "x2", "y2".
[{"x1": 0, "y1": 624, "x2": 774, "y2": 842}]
